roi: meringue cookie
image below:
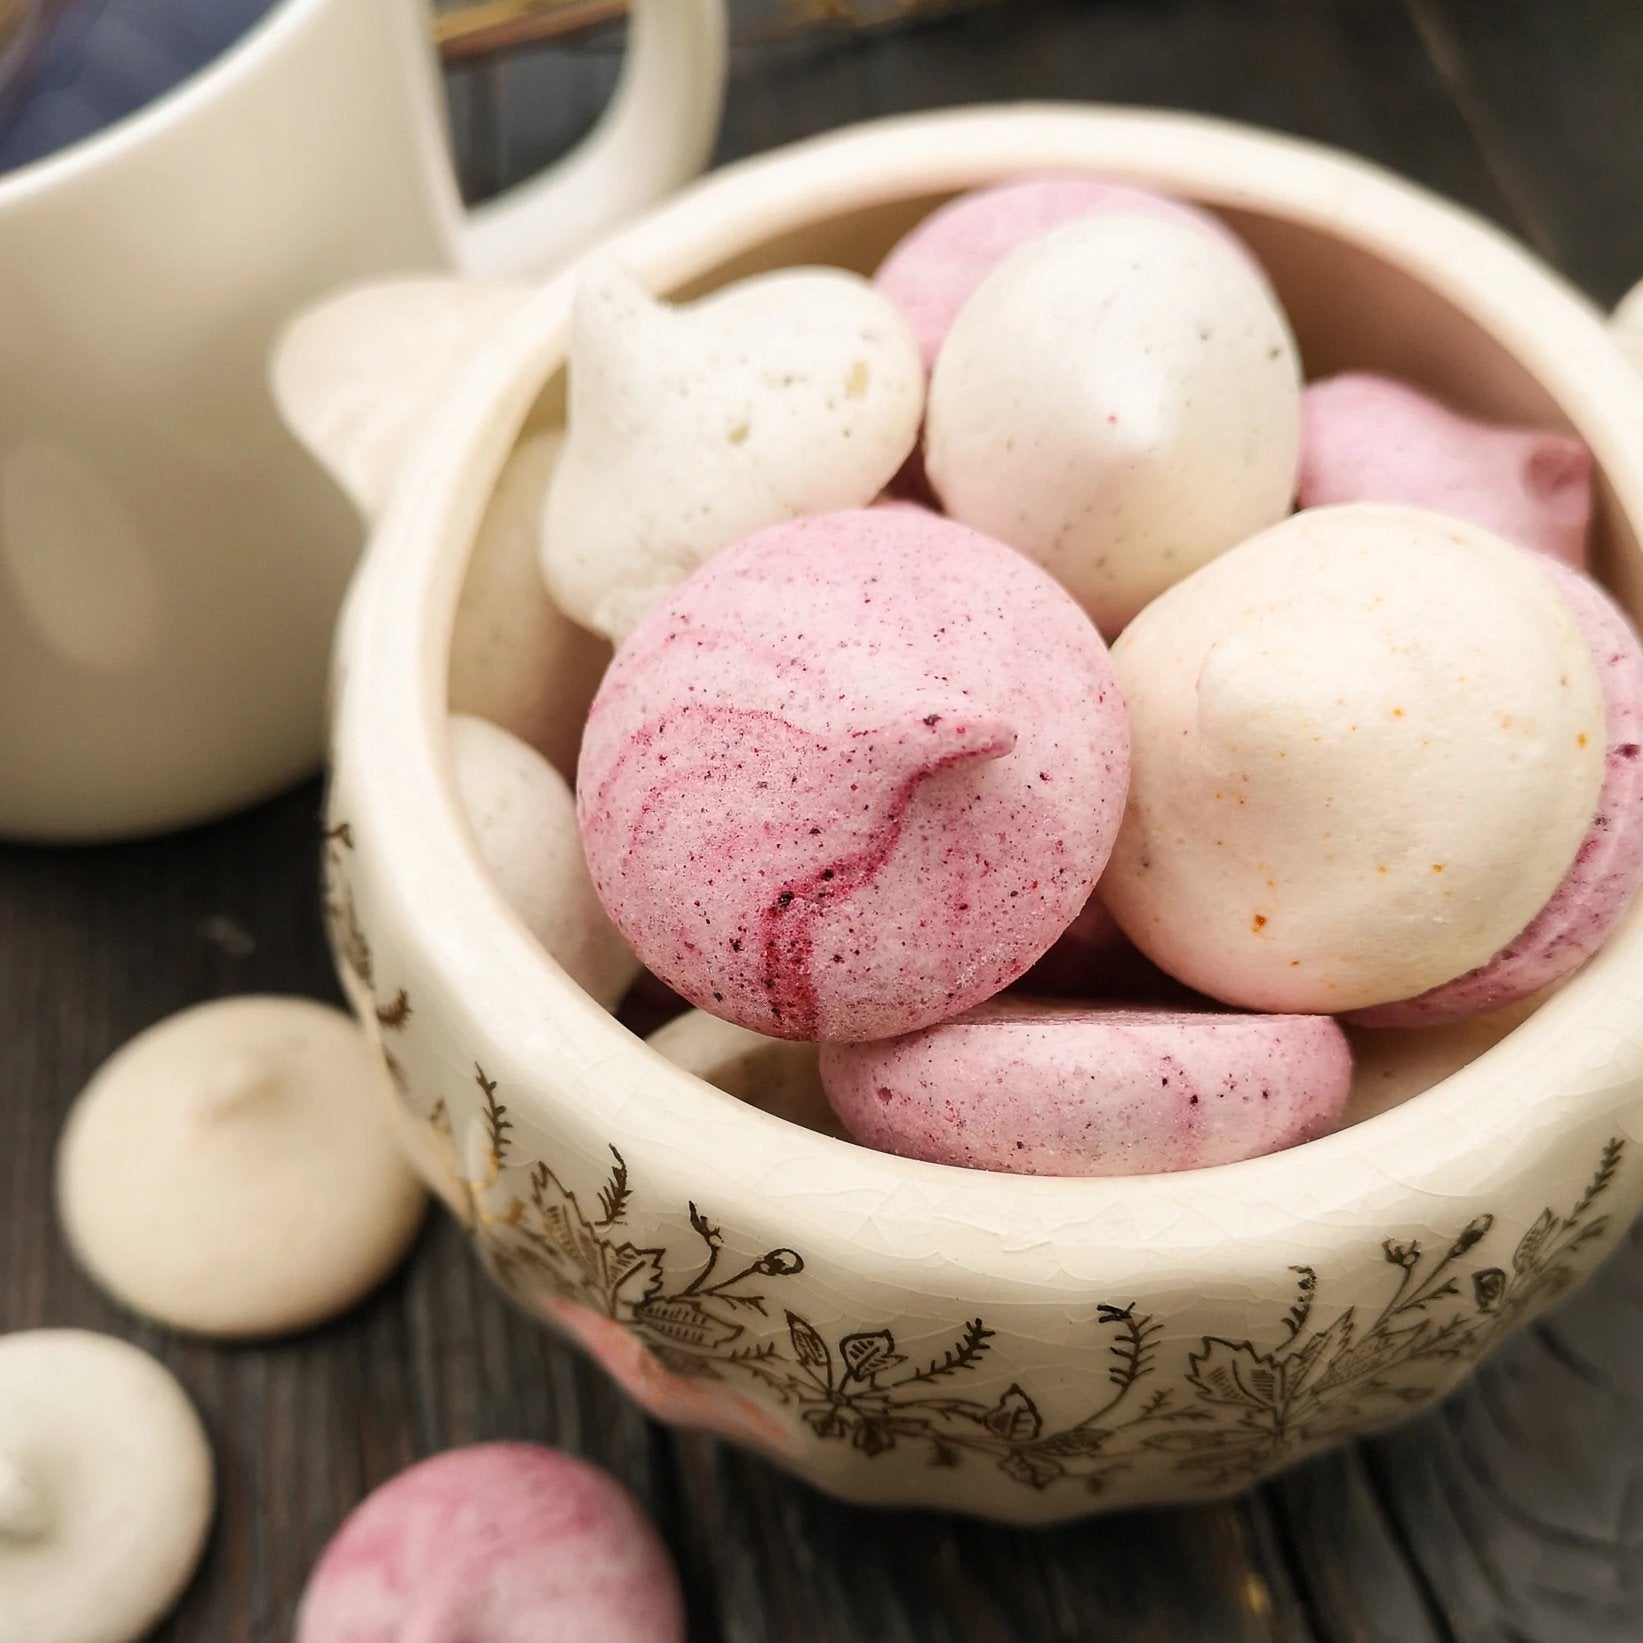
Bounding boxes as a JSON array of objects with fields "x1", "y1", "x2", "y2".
[
  {"x1": 1101, "y1": 505, "x2": 1606, "y2": 1013},
  {"x1": 1351, "y1": 558, "x2": 1643, "y2": 1025},
  {"x1": 820, "y1": 998, "x2": 1351, "y2": 1176},
  {"x1": 297, "y1": 1444, "x2": 682, "y2": 1643},
  {"x1": 0, "y1": 1330, "x2": 214, "y2": 1643},
  {"x1": 450, "y1": 430, "x2": 613, "y2": 781},
  {"x1": 451, "y1": 714, "x2": 638, "y2": 1008},
  {"x1": 57, "y1": 997, "x2": 426, "y2": 1338},
  {"x1": 646, "y1": 1009, "x2": 846, "y2": 1138},
  {"x1": 272, "y1": 276, "x2": 531, "y2": 520},
  {"x1": 1298, "y1": 372, "x2": 1593, "y2": 567},
  {"x1": 578, "y1": 507, "x2": 1129, "y2": 1041},
  {"x1": 875, "y1": 172, "x2": 1253, "y2": 370},
  {"x1": 926, "y1": 214, "x2": 1301, "y2": 635},
  {"x1": 542, "y1": 260, "x2": 923, "y2": 641}
]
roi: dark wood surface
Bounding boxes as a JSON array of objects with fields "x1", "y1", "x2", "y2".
[{"x1": 5, "y1": 2, "x2": 1643, "y2": 1638}]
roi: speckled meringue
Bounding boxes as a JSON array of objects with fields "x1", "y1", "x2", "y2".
[
  {"x1": 874, "y1": 172, "x2": 1253, "y2": 370},
  {"x1": 1350, "y1": 557, "x2": 1643, "y2": 1025},
  {"x1": 0, "y1": 1330, "x2": 214, "y2": 1643},
  {"x1": 646, "y1": 1009, "x2": 846, "y2": 1138},
  {"x1": 56, "y1": 997, "x2": 426, "y2": 1338},
  {"x1": 578, "y1": 507, "x2": 1129, "y2": 1042},
  {"x1": 272, "y1": 276, "x2": 531, "y2": 520},
  {"x1": 541, "y1": 259, "x2": 923, "y2": 642},
  {"x1": 296, "y1": 1444, "x2": 682, "y2": 1643},
  {"x1": 450, "y1": 430, "x2": 612, "y2": 781},
  {"x1": 1101, "y1": 504, "x2": 1606, "y2": 1014},
  {"x1": 1613, "y1": 279, "x2": 1643, "y2": 375},
  {"x1": 1298, "y1": 372, "x2": 1593, "y2": 567},
  {"x1": 820, "y1": 999, "x2": 1351, "y2": 1176},
  {"x1": 925, "y1": 214, "x2": 1301, "y2": 635},
  {"x1": 451, "y1": 713, "x2": 638, "y2": 1008}
]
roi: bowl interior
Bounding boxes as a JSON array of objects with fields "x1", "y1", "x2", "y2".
[{"x1": 412, "y1": 122, "x2": 1643, "y2": 1217}]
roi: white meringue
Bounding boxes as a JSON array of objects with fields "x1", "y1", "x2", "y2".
[
  {"x1": 56, "y1": 998, "x2": 426, "y2": 1338},
  {"x1": 925, "y1": 214, "x2": 1301, "y2": 635},
  {"x1": 0, "y1": 1330, "x2": 213, "y2": 1643},
  {"x1": 541, "y1": 259, "x2": 923, "y2": 641},
  {"x1": 272, "y1": 276, "x2": 531, "y2": 520},
  {"x1": 451, "y1": 713, "x2": 639, "y2": 1008},
  {"x1": 1101, "y1": 504, "x2": 1605, "y2": 1012},
  {"x1": 449, "y1": 430, "x2": 613, "y2": 781},
  {"x1": 646, "y1": 1009, "x2": 846, "y2": 1138}
]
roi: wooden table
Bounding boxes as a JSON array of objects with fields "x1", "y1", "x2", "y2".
[{"x1": 5, "y1": 2, "x2": 1643, "y2": 1638}]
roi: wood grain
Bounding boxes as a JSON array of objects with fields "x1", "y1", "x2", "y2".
[{"x1": 3, "y1": 3, "x2": 1642, "y2": 1640}]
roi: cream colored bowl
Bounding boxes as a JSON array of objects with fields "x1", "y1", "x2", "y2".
[{"x1": 326, "y1": 106, "x2": 1643, "y2": 1522}]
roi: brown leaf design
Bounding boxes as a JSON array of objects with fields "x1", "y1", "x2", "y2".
[
  {"x1": 633, "y1": 1295, "x2": 743, "y2": 1350},
  {"x1": 1513, "y1": 1207, "x2": 1557, "y2": 1274},
  {"x1": 786, "y1": 1312, "x2": 833, "y2": 1381},
  {"x1": 604, "y1": 1241, "x2": 666, "y2": 1316},
  {"x1": 1186, "y1": 1340, "x2": 1286, "y2": 1414},
  {"x1": 999, "y1": 1449, "x2": 1061, "y2": 1489},
  {"x1": 839, "y1": 1331, "x2": 904, "y2": 1382},
  {"x1": 982, "y1": 1384, "x2": 1042, "y2": 1443}
]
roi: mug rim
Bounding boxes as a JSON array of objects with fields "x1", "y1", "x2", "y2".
[
  {"x1": 334, "y1": 103, "x2": 1643, "y2": 1246},
  {"x1": 0, "y1": 0, "x2": 330, "y2": 205}
]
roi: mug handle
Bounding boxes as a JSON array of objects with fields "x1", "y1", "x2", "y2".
[
  {"x1": 455, "y1": 0, "x2": 728, "y2": 278},
  {"x1": 1615, "y1": 282, "x2": 1643, "y2": 374}
]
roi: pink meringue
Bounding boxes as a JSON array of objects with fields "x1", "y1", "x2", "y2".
[
  {"x1": 296, "y1": 1444, "x2": 682, "y2": 1643},
  {"x1": 1298, "y1": 372, "x2": 1593, "y2": 567},
  {"x1": 578, "y1": 507, "x2": 1129, "y2": 1041},
  {"x1": 820, "y1": 999, "x2": 1351, "y2": 1176}
]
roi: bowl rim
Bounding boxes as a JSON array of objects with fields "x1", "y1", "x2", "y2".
[{"x1": 333, "y1": 102, "x2": 1643, "y2": 1250}]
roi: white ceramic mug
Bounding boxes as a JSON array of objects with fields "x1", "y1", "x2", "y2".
[{"x1": 0, "y1": 0, "x2": 725, "y2": 841}]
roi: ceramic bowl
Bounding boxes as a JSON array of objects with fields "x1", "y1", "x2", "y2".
[{"x1": 325, "y1": 105, "x2": 1643, "y2": 1522}]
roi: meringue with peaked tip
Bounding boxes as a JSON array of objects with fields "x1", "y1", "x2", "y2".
[
  {"x1": 647, "y1": 1009, "x2": 845, "y2": 1138},
  {"x1": 1101, "y1": 505, "x2": 1606, "y2": 1014},
  {"x1": 296, "y1": 1443, "x2": 683, "y2": 1643},
  {"x1": 0, "y1": 1330, "x2": 214, "y2": 1643},
  {"x1": 542, "y1": 259, "x2": 923, "y2": 642},
  {"x1": 57, "y1": 997, "x2": 426, "y2": 1338},
  {"x1": 820, "y1": 999, "x2": 1352, "y2": 1176},
  {"x1": 926, "y1": 213, "x2": 1301, "y2": 636},
  {"x1": 1298, "y1": 372, "x2": 1593, "y2": 567},
  {"x1": 1350, "y1": 557, "x2": 1643, "y2": 1025},
  {"x1": 450, "y1": 429, "x2": 612, "y2": 781},
  {"x1": 451, "y1": 713, "x2": 638, "y2": 1008},
  {"x1": 874, "y1": 171, "x2": 1254, "y2": 370},
  {"x1": 272, "y1": 276, "x2": 531, "y2": 520},
  {"x1": 578, "y1": 507, "x2": 1129, "y2": 1042}
]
